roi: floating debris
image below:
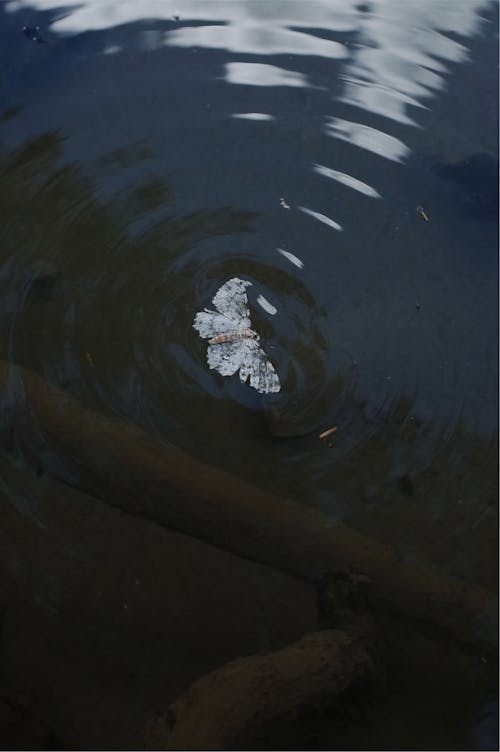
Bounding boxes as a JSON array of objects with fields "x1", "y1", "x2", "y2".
[
  {"x1": 319, "y1": 426, "x2": 337, "y2": 447},
  {"x1": 319, "y1": 426, "x2": 337, "y2": 440},
  {"x1": 23, "y1": 25, "x2": 45, "y2": 43},
  {"x1": 417, "y1": 206, "x2": 429, "y2": 222},
  {"x1": 193, "y1": 278, "x2": 281, "y2": 394},
  {"x1": 280, "y1": 197, "x2": 291, "y2": 210},
  {"x1": 85, "y1": 352, "x2": 94, "y2": 367}
]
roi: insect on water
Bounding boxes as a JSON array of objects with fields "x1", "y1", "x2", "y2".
[{"x1": 193, "y1": 277, "x2": 281, "y2": 394}]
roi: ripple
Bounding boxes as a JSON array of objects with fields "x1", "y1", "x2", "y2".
[
  {"x1": 339, "y1": 78, "x2": 426, "y2": 126},
  {"x1": 231, "y1": 112, "x2": 274, "y2": 121},
  {"x1": 256, "y1": 293, "x2": 277, "y2": 316},
  {"x1": 266, "y1": 344, "x2": 359, "y2": 439},
  {"x1": 276, "y1": 248, "x2": 304, "y2": 269},
  {"x1": 313, "y1": 163, "x2": 381, "y2": 198},
  {"x1": 19, "y1": 0, "x2": 355, "y2": 58},
  {"x1": 325, "y1": 117, "x2": 410, "y2": 162},
  {"x1": 225, "y1": 62, "x2": 310, "y2": 89},
  {"x1": 334, "y1": 1, "x2": 484, "y2": 129},
  {"x1": 168, "y1": 22, "x2": 347, "y2": 58},
  {"x1": 298, "y1": 206, "x2": 343, "y2": 232}
]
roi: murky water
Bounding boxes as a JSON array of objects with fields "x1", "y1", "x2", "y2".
[{"x1": 0, "y1": 0, "x2": 498, "y2": 748}]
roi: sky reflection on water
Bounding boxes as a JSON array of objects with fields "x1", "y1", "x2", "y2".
[{"x1": 9, "y1": 0, "x2": 493, "y2": 166}]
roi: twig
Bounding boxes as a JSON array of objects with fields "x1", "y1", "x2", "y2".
[
  {"x1": 417, "y1": 206, "x2": 429, "y2": 223},
  {"x1": 319, "y1": 426, "x2": 337, "y2": 440}
]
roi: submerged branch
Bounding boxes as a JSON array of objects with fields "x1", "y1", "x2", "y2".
[
  {"x1": 0, "y1": 360, "x2": 496, "y2": 648},
  {"x1": 145, "y1": 629, "x2": 377, "y2": 750}
]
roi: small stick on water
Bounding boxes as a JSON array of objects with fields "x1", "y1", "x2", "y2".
[
  {"x1": 319, "y1": 426, "x2": 337, "y2": 446},
  {"x1": 417, "y1": 206, "x2": 429, "y2": 223},
  {"x1": 319, "y1": 427, "x2": 337, "y2": 440}
]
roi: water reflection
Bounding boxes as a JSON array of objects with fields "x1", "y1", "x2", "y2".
[
  {"x1": 9, "y1": 0, "x2": 494, "y2": 204},
  {"x1": 340, "y1": 0, "x2": 481, "y2": 128},
  {"x1": 326, "y1": 117, "x2": 409, "y2": 161},
  {"x1": 232, "y1": 112, "x2": 274, "y2": 121},
  {"x1": 11, "y1": 0, "x2": 356, "y2": 43},
  {"x1": 169, "y1": 22, "x2": 347, "y2": 58},
  {"x1": 339, "y1": 78, "x2": 427, "y2": 127},
  {"x1": 276, "y1": 248, "x2": 304, "y2": 269},
  {"x1": 256, "y1": 293, "x2": 277, "y2": 316},
  {"x1": 298, "y1": 206, "x2": 343, "y2": 232},
  {"x1": 225, "y1": 62, "x2": 310, "y2": 88},
  {"x1": 12, "y1": 0, "x2": 491, "y2": 145},
  {"x1": 0, "y1": 128, "x2": 329, "y2": 430},
  {"x1": 313, "y1": 163, "x2": 381, "y2": 198}
]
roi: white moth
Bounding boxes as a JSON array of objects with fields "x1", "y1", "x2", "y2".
[{"x1": 193, "y1": 277, "x2": 281, "y2": 394}]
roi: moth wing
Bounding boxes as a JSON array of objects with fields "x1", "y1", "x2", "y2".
[
  {"x1": 193, "y1": 310, "x2": 237, "y2": 340},
  {"x1": 207, "y1": 340, "x2": 248, "y2": 377},
  {"x1": 211, "y1": 277, "x2": 252, "y2": 328},
  {"x1": 238, "y1": 339, "x2": 281, "y2": 394}
]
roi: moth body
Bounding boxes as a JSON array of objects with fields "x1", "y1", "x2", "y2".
[{"x1": 209, "y1": 328, "x2": 256, "y2": 345}]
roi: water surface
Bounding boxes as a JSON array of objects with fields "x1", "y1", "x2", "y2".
[{"x1": 0, "y1": 0, "x2": 497, "y2": 747}]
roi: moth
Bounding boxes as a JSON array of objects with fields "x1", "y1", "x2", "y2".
[{"x1": 193, "y1": 277, "x2": 281, "y2": 394}]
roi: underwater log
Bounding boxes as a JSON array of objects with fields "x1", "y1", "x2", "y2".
[
  {"x1": 0, "y1": 360, "x2": 496, "y2": 648},
  {"x1": 145, "y1": 629, "x2": 377, "y2": 750}
]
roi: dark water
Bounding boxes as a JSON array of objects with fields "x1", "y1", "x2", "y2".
[{"x1": 0, "y1": 0, "x2": 498, "y2": 748}]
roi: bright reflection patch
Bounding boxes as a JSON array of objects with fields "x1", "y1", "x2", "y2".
[
  {"x1": 256, "y1": 294, "x2": 277, "y2": 316},
  {"x1": 299, "y1": 206, "x2": 343, "y2": 232},
  {"x1": 225, "y1": 62, "x2": 309, "y2": 88},
  {"x1": 232, "y1": 113, "x2": 274, "y2": 121},
  {"x1": 276, "y1": 248, "x2": 304, "y2": 269},
  {"x1": 326, "y1": 117, "x2": 409, "y2": 162},
  {"x1": 193, "y1": 278, "x2": 281, "y2": 394},
  {"x1": 313, "y1": 163, "x2": 381, "y2": 198}
]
